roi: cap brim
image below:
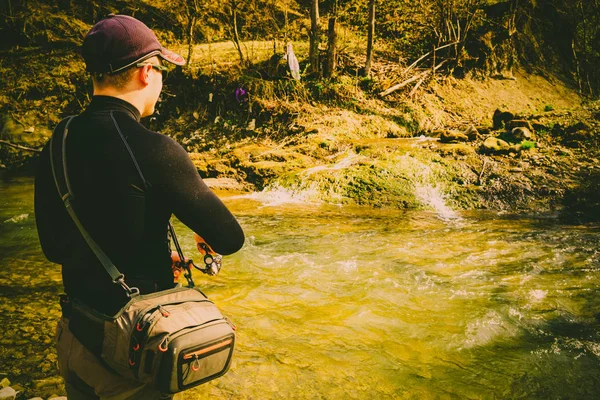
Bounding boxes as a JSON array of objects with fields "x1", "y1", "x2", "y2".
[{"x1": 159, "y1": 48, "x2": 186, "y2": 66}]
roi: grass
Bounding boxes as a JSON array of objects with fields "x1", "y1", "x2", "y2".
[{"x1": 520, "y1": 140, "x2": 536, "y2": 150}]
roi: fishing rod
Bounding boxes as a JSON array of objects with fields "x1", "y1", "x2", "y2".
[{"x1": 168, "y1": 222, "x2": 222, "y2": 288}]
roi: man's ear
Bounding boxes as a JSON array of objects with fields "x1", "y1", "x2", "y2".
[{"x1": 138, "y1": 64, "x2": 153, "y2": 86}]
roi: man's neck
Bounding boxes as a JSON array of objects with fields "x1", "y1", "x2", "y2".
[{"x1": 93, "y1": 88, "x2": 146, "y2": 117}]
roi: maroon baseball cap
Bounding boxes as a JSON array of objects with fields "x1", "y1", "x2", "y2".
[{"x1": 82, "y1": 14, "x2": 185, "y2": 74}]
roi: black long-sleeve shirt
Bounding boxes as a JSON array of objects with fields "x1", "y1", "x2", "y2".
[{"x1": 35, "y1": 96, "x2": 244, "y2": 315}]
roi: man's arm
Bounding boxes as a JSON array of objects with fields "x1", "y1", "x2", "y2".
[
  {"x1": 149, "y1": 135, "x2": 245, "y2": 255},
  {"x1": 34, "y1": 139, "x2": 75, "y2": 263}
]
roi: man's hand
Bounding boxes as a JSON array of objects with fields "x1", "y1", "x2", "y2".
[{"x1": 171, "y1": 251, "x2": 188, "y2": 282}]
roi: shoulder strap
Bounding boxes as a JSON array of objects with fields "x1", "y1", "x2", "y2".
[
  {"x1": 105, "y1": 112, "x2": 195, "y2": 286},
  {"x1": 50, "y1": 116, "x2": 139, "y2": 298}
]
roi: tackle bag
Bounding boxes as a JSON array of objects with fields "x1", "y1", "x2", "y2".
[{"x1": 50, "y1": 115, "x2": 236, "y2": 393}]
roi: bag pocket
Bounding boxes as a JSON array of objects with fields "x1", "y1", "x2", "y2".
[{"x1": 154, "y1": 320, "x2": 235, "y2": 393}]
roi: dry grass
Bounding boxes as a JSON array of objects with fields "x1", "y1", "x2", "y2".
[
  {"x1": 418, "y1": 70, "x2": 583, "y2": 130},
  {"x1": 172, "y1": 40, "x2": 310, "y2": 71}
]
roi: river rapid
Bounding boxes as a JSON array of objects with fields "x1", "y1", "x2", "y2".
[{"x1": 1, "y1": 176, "x2": 600, "y2": 399}]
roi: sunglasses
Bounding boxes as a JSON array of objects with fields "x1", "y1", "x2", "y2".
[{"x1": 136, "y1": 63, "x2": 169, "y2": 80}]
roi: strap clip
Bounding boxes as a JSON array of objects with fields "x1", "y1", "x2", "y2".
[{"x1": 114, "y1": 274, "x2": 140, "y2": 298}]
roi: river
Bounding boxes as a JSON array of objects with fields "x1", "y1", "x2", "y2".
[{"x1": 1, "y1": 176, "x2": 600, "y2": 399}]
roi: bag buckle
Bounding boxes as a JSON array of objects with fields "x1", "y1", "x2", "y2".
[{"x1": 114, "y1": 274, "x2": 140, "y2": 298}]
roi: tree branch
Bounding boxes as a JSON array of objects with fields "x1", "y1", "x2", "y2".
[{"x1": 0, "y1": 139, "x2": 42, "y2": 153}]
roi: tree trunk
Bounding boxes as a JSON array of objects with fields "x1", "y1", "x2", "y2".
[
  {"x1": 364, "y1": 0, "x2": 375, "y2": 76},
  {"x1": 231, "y1": 6, "x2": 245, "y2": 65},
  {"x1": 284, "y1": 7, "x2": 288, "y2": 44},
  {"x1": 309, "y1": 0, "x2": 320, "y2": 74},
  {"x1": 186, "y1": 15, "x2": 197, "y2": 67},
  {"x1": 325, "y1": 16, "x2": 337, "y2": 78}
]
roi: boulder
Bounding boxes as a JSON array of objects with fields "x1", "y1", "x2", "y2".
[
  {"x1": 440, "y1": 130, "x2": 469, "y2": 143},
  {"x1": 493, "y1": 109, "x2": 515, "y2": 129},
  {"x1": 476, "y1": 126, "x2": 491, "y2": 135},
  {"x1": 509, "y1": 144, "x2": 522, "y2": 154},
  {"x1": 505, "y1": 119, "x2": 533, "y2": 131},
  {"x1": 0, "y1": 387, "x2": 16, "y2": 400},
  {"x1": 464, "y1": 125, "x2": 481, "y2": 141},
  {"x1": 482, "y1": 137, "x2": 510, "y2": 154},
  {"x1": 510, "y1": 127, "x2": 534, "y2": 142}
]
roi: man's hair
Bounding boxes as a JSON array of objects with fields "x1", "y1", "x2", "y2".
[{"x1": 92, "y1": 67, "x2": 137, "y2": 89}]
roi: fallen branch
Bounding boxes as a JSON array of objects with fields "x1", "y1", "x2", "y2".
[
  {"x1": 379, "y1": 70, "x2": 429, "y2": 97},
  {"x1": 402, "y1": 41, "x2": 460, "y2": 76},
  {"x1": 0, "y1": 139, "x2": 42, "y2": 153},
  {"x1": 409, "y1": 73, "x2": 429, "y2": 97},
  {"x1": 381, "y1": 59, "x2": 449, "y2": 97}
]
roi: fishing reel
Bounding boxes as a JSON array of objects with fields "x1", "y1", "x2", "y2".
[
  {"x1": 169, "y1": 223, "x2": 223, "y2": 289},
  {"x1": 194, "y1": 241, "x2": 222, "y2": 276}
]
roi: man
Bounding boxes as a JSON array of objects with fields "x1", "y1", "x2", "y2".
[{"x1": 34, "y1": 14, "x2": 245, "y2": 399}]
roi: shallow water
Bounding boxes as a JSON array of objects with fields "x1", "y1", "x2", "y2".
[{"x1": 1, "y1": 176, "x2": 600, "y2": 399}]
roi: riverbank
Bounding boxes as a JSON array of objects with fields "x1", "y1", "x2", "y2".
[
  {"x1": 162, "y1": 64, "x2": 599, "y2": 219},
  {"x1": 1, "y1": 42, "x2": 598, "y2": 219}
]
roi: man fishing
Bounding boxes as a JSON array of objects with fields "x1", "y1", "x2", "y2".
[{"x1": 34, "y1": 14, "x2": 245, "y2": 399}]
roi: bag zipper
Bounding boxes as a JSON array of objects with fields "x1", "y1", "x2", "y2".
[
  {"x1": 183, "y1": 337, "x2": 234, "y2": 372},
  {"x1": 183, "y1": 337, "x2": 234, "y2": 360}
]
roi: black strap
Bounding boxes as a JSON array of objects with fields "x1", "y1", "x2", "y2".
[
  {"x1": 50, "y1": 113, "x2": 204, "y2": 294},
  {"x1": 108, "y1": 112, "x2": 192, "y2": 282},
  {"x1": 50, "y1": 116, "x2": 139, "y2": 297}
]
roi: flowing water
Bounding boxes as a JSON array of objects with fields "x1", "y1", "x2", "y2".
[{"x1": 1, "y1": 176, "x2": 600, "y2": 399}]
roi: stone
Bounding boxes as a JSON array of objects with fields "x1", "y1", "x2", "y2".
[
  {"x1": 440, "y1": 130, "x2": 469, "y2": 143},
  {"x1": 48, "y1": 397, "x2": 67, "y2": 400},
  {"x1": 511, "y1": 127, "x2": 534, "y2": 141},
  {"x1": 476, "y1": 126, "x2": 491, "y2": 135},
  {"x1": 482, "y1": 137, "x2": 510, "y2": 154},
  {"x1": 505, "y1": 119, "x2": 533, "y2": 131},
  {"x1": 493, "y1": 109, "x2": 514, "y2": 129},
  {"x1": 0, "y1": 387, "x2": 16, "y2": 400},
  {"x1": 464, "y1": 125, "x2": 481, "y2": 141},
  {"x1": 509, "y1": 144, "x2": 522, "y2": 153}
]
